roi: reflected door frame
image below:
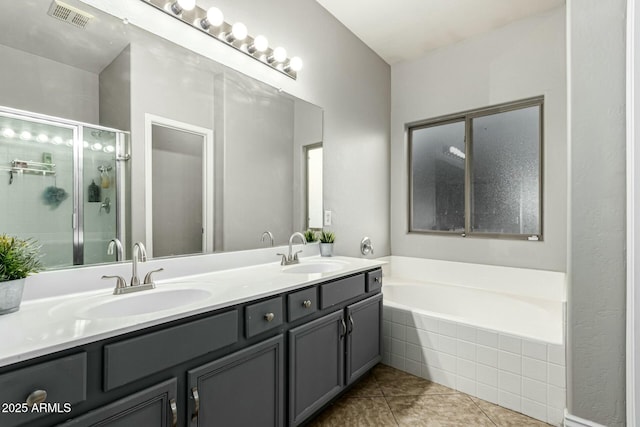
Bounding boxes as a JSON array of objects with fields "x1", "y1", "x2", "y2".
[{"x1": 144, "y1": 114, "x2": 214, "y2": 258}]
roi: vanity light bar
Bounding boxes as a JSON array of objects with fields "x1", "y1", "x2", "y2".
[{"x1": 140, "y1": 0, "x2": 303, "y2": 80}]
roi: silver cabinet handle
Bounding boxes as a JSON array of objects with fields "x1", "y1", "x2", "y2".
[
  {"x1": 374, "y1": 276, "x2": 381, "y2": 283},
  {"x1": 264, "y1": 312, "x2": 275, "y2": 322},
  {"x1": 25, "y1": 389, "x2": 47, "y2": 407},
  {"x1": 170, "y1": 398, "x2": 177, "y2": 427},
  {"x1": 341, "y1": 318, "x2": 347, "y2": 338},
  {"x1": 349, "y1": 315, "x2": 354, "y2": 333},
  {"x1": 191, "y1": 387, "x2": 200, "y2": 422},
  {"x1": 302, "y1": 300, "x2": 312, "y2": 308}
]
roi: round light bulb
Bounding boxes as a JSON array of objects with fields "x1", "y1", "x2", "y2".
[
  {"x1": 2, "y1": 128, "x2": 15, "y2": 138},
  {"x1": 206, "y1": 7, "x2": 224, "y2": 26},
  {"x1": 65, "y1": 139, "x2": 74, "y2": 147},
  {"x1": 19, "y1": 131, "x2": 32, "y2": 141},
  {"x1": 36, "y1": 134, "x2": 49, "y2": 143},
  {"x1": 177, "y1": 0, "x2": 196, "y2": 11},
  {"x1": 253, "y1": 35, "x2": 268, "y2": 52},
  {"x1": 52, "y1": 136, "x2": 63, "y2": 145},
  {"x1": 231, "y1": 22, "x2": 247, "y2": 41},
  {"x1": 273, "y1": 47, "x2": 287, "y2": 63},
  {"x1": 289, "y1": 56, "x2": 303, "y2": 72},
  {"x1": 83, "y1": 140, "x2": 89, "y2": 148},
  {"x1": 104, "y1": 145, "x2": 115, "y2": 153},
  {"x1": 91, "y1": 143, "x2": 103, "y2": 151}
]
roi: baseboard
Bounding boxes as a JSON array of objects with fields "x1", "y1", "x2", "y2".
[{"x1": 564, "y1": 410, "x2": 607, "y2": 427}]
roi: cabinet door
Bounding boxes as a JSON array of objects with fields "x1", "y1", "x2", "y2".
[
  {"x1": 345, "y1": 293, "x2": 383, "y2": 385},
  {"x1": 288, "y1": 310, "x2": 345, "y2": 427},
  {"x1": 187, "y1": 334, "x2": 284, "y2": 427},
  {"x1": 60, "y1": 378, "x2": 177, "y2": 427}
]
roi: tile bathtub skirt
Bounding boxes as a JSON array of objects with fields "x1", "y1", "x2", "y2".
[{"x1": 381, "y1": 304, "x2": 566, "y2": 426}]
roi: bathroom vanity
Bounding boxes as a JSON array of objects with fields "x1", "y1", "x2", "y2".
[{"x1": 0, "y1": 258, "x2": 383, "y2": 427}]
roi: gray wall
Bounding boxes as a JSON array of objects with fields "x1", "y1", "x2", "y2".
[
  {"x1": 390, "y1": 7, "x2": 566, "y2": 271},
  {"x1": 0, "y1": 43, "x2": 99, "y2": 123},
  {"x1": 79, "y1": 0, "x2": 391, "y2": 258},
  {"x1": 99, "y1": 45, "x2": 131, "y2": 132},
  {"x1": 568, "y1": 0, "x2": 627, "y2": 425}
]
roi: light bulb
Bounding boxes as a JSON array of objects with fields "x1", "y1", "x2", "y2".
[
  {"x1": 104, "y1": 145, "x2": 115, "y2": 153},
  {"x1": 36, "y1": 134, "x2": 49, "y2": 143},
  {"x1": 91, "y1": 143, "x2": 103, "y2": 151},
  {"x1": 230, "y1": 22, "x2": 247, "y2": 41},
  {"x1": 250, "y1": 35, "x2": 268, "y2": 53},
  {"x1": 273, "y1": 47, "x2": 287, "y2": 63},
  {"x1": 171, "y1": 0, "x2": 195, "y2": 14},
  {"x1": 83, "y1": 141, "x2": 89, "y2": 148},
  {"x1": 206, "y1": 7, "x2": 223, "y2": 26},
  {"x1": 66, "y1": 139, "x2": 73, "y2": 147},
  {"x1": 288, "y1": 56, "x2": 303, "y2": 72},
  {"x1": 52, "y1": 136, "x2": 63, "y2": 145},
  {"x1": 19, "y1": 131, "x2": 32, "y2": 141},
  {"x1": 2, "y1": 128, "x2": 15, "y2": 138}
]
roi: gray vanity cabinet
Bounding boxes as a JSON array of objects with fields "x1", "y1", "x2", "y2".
[
  {"x1": 345, "y1": 293, "x2": 383, "y2": 385},
  {"x1": 288, "y1": 310, "x2": 345, "y2": 426},
  {"x1": 60, "y1": 378, "x2": 177, "y2": 426},
  {"x1": 187, "y1": 335, "x2": 284, "y2": 427}
]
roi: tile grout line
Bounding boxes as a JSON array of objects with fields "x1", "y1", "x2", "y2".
[
  {"x1": 373, "y1": 375, "x2": 401, "y2": 426},
  {"x1": 465, "y1": 394, "x2": 499, "y2": 427}
]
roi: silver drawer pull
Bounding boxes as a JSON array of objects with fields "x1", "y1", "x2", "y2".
[
  {"x1": 264, "y1": 312, "x2": 275, "y2": 322},
  {"x1": 191, "y1": 387, "x2": 200, "y2": 421},
  {"x1": 26, "y1": 389, "x2": 47, "y2": 407},
  {"x1": 302, "y1": 300, "x2": 312, "y2": 308},
  {"x1": 170, "y1": 398, "x2": 177, "y2": 427},
  {"x1": 374, "y1": 277, "x2": 381, "y2": 283}
]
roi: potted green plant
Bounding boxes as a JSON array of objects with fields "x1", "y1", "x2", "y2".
[
  {"x1": 318, "y1": 231, "x2": 335, "y2": 257},
  {"x1": 0, "y1": 235, "x2": 42, "y2": 315},
  {"x1": 303, "y1": 229, "x2": 318, "y2": 244}
]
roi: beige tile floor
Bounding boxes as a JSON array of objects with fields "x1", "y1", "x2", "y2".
[{"x1": 308, "y1": 364, "x2": 551, "y2": 427}]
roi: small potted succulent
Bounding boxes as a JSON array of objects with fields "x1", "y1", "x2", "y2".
[
  {"x1": 318, "y1": 231, "x2": 335, "y2": 257},
  {"x1": 304, "y1": 229, "x2": 318, "y2": 245},
  {"x1": 0, "y1": 235, "x2": 42, "y2": 315}
]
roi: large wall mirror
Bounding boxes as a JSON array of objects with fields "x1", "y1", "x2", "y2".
[{"x1": 0, "y1": 0, "x2": 323, "y2": 269}]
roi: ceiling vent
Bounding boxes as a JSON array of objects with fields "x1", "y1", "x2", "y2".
[{"x1": 47, "y1": 0, "x2": 94, "y2": 29}]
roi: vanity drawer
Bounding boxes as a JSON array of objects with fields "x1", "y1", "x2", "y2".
[
  {"x1": 288, "y1": 287, "x2": 318, "y2": 322},
  {"x1": 245, "y1": 297, "x2": 283, "y2": 338},
  {"x1": 104, "y1": 310, "x2": 238, "y2": 391},
  {"x1": 0, "y1": 352, "x2": 87, "y2": 427},
  {"x1": 320, "y1": 274, "x2": 365, "y2": 309},
  {"x1": 366, "y1": 269, "x2": 382, "y2": 292}
]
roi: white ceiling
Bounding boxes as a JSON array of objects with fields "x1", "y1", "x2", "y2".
[{"x1": 316, "y1": 0, "x2": 565, "y2": 64}]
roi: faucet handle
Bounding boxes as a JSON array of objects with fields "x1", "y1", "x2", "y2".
[
  {"x1": 276, "y1": 253, "x2": 287, "y2": 265},
  {"x1": 144, "y1": 268, "x2": 164, "y2": 285},
  {"x1": 293, "y1": 250, "x2": 303, "y2": 261},
  {"x1": 102, "y1": 275, "x2": 128, "y2": 292}
]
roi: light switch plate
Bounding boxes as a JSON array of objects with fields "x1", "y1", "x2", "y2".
[{"x1": 324, "y1": 210, "x2": 332, "y2": 226}]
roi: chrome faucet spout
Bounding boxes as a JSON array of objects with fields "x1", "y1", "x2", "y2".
[
  {"x1": 287, "y1": 232, "x2": 307, "y2": 263},
  {"x1": 261, "y1": 231, "x2": 274, "y2": 247},
  {"x1": 107, "y1": 238, "x2": 124, "y2": 261},
  {"x1": 131, "y1": 242, "x2": 147, "y2": 286}
]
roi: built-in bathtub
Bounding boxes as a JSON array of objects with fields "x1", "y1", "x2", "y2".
[{"x1": 378, "y1": 256, "x2": 566, "y2": 426}]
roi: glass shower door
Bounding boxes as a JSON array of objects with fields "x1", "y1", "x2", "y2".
[
  {"x1": 0, "y1": 113, "x2": 76, "y2": 269},
  {"x1": 82, "y1": 127, "x2": 120, "y2": 265}
]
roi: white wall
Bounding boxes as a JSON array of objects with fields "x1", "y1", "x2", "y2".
[
  {"x1": 0, "y1": 43, "x2": 99, "y2": 123},
  {"x1": 390, "y1": 7, "x2": 566, "y2": 271},
  {"x1": 568, "y1": 0, "x2": 627, "y2": 425},
  {"x1": 78, "y1": 0, "x2": 391, "y2": 258}
]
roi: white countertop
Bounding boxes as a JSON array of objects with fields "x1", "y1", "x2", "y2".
[{"x1": 0, "y1": 256, "x2": 384, "y2": 368}]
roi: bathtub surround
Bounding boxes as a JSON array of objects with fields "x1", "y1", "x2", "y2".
[
  {"x1": 380, "y1": 256, "x2": 566, "y2": 425},
  {"x1": 568, "y1": 0, "x2": 628, "y2": 426}
]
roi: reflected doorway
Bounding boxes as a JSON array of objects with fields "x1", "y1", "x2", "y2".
[
  {"x1": 306, "y1": 144, "x2": 323, "y2": 229},
  {"x1": 144, "y1": 115, "x2": 213, "y2": 258}
]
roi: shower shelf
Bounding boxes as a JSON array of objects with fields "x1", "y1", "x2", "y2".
[{"x1": 4, "y1": 159, "x2": 57, "y2": 176}]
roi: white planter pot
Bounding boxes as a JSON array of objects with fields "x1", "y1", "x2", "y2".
[{"x1": 0, "y1": 278, "x2": 26, "y2": 315}]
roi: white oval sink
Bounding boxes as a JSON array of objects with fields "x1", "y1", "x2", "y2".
[
  {"x1": 76, "y1": 288, "x2": 212, "y2": 319},
  {"x1": 283, "y1": 261, "x2": 344, "y2": 274}
]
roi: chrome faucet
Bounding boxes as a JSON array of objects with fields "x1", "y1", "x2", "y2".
[
  {"x1": 131, "y1": 242, "x2": 147, "y2": 286},
  {"x1": 107, "y1": 238, "x2": 124, "y2": 261},
  {"x1": 102, "y1": 242, "x2": 163, "y2": 295},
  {"x1": 261, "y1": 231, "x2": 274, "y2": 247},
  {"x1": 277, "y1": 232, "x2": 307, "y2": 266}
]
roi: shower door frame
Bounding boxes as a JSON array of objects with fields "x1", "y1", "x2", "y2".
[{"x1": 0, "y1": 105, "x2": 129, "y2": 267}]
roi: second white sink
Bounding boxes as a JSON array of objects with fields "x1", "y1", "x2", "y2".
[{"x1": 76, "y1": 288, "x2": 212, "y2": 319}]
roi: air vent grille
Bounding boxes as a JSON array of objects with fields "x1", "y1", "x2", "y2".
[{"x1": 47, "y1": 0, "x2": 94, "y2": 29}]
